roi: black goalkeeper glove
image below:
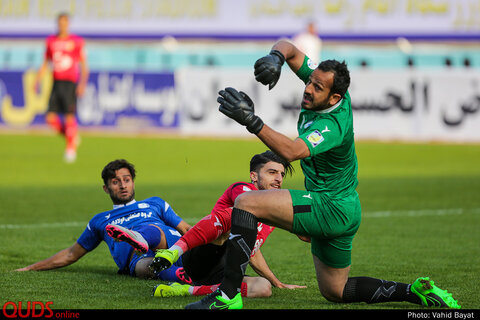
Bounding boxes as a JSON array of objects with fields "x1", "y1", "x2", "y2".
[
  {"x1": 254, "y1": 50, "x2": 285, "y2": 90},
  {"x1": 218, "y1": 87, "x2": 264, "y2": 134}
]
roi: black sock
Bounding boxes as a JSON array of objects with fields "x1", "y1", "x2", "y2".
[
  {"x1": 219, "y1": 208, "x2": 258, "y2": 299},
  {"x1": 342, "y1": 277, "x2": 421, "y2": 305}
]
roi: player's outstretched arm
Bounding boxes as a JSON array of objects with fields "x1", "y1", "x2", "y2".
[
  {"x1": 15, "y1": 242, "x2": 87, "y2": 272},
  {"x1": 218, "y1": 87, "x2": 309, "y2": 162},
  {"x1": 256, "y1": 124, "x2": 310, "y2": 162}
]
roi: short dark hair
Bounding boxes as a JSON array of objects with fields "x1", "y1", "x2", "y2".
[
  {"x1": 250, "y1": 150, "x2": 293, "y2": 177},
  {"x1": 57, "y1": 12, "x2": 70, "y2": 20},
  {"x1": 101, "y1": 159, "x2": 136, "y2": 186},
  {"x1": 317, "y1": 59, "x2": 350, "y2": 98}
]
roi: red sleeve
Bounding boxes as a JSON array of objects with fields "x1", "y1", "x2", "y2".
[{"x1": 229, "y1": 182, "x2": 256, "y2": 202}]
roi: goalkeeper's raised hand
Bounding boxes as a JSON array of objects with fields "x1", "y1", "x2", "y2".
[
  {"x1": 254, "y1": 50, "x2": 285, "y2": 90},
  {"x1": 218, "y1": 87, "x2": 264, "y2": 134}
]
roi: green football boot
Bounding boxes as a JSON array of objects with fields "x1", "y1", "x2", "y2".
[
  {"x1": 150, "y1": 249, "x2": 179, "y2": 274},
  {"x1": 411, "y1": 277, "x2": 461, "y2": 309},
  {"x1": 153, "y1": 282, "x2": 191, "y2": 298},
  {"x1": 185, "y1": 289, "x2": 243, "y2": 310}
]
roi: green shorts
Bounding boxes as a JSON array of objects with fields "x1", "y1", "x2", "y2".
[{"x1": 290, "y1": 189, "x2": 361, "y2": 268}]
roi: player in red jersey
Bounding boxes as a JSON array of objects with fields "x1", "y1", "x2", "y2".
[
  {"x1": 150, "y1": 150, "x2": 306, "y2": 298},
  {"x1": 34, "y1": 12, "x2": 89, "y2": 163}
]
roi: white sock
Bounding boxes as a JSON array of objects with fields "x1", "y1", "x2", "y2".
[{"x1": 169, "y1": 245, "x2": 184, "y2": 257}]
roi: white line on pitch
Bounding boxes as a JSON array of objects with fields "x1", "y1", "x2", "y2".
[
  {"x1": 363, "y1": 207, "x2": 480, "y2": 218},
  {"x1": 1, "y1": 208, "x2": 479, "y2": 230}
]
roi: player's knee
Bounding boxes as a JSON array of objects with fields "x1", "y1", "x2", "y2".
[
  {"x1": 134, "y1": 258, "x2": 155, "y2": 279},
  {"x1": 318, "y1": 285, "x2": 343, "y2": 303},
  {"x1": 316, "y1": 274, "x2": 344, "y2": 302},
  {"x1": 45, "y1": 113, "x2": 60, "y2": 125},
  {"x1": 233, "y1": 192, "x2": 249, "y2": 209},
  {"x1": 257, "y1": 279, "x2": 272, "y2": 297},
  {"x1": 248, "y1": 277, "x2": 272, "y2": 298},
  {"x1": 233, "y1": 192, "x2": 259, "y2": 215}
]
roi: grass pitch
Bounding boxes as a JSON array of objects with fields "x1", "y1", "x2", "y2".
[{"x1": 1, "y1": 132, "x2": 479, "y2": 311}]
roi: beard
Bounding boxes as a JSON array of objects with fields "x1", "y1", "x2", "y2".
[
  {"x1": 108, "y1": 189, "x2": 135, "y2": 205},
  {"x1": 301, "y1": 92, "x2": 333, "y2": 111},
  {"x1": 256, "y1": 176, "x2": 280, "y2": 190}
]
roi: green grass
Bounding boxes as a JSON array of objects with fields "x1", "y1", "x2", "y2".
[{"x1": 1, "y1": 132, "x2": 479, "y2": 310}]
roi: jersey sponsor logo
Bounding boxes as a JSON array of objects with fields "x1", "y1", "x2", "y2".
[
  {"x1": 110, "y1": 211, "x2": 153, "y2": 225},
  {"x1": 306, "y1": 130, "x2": 324, "y2": 147}
]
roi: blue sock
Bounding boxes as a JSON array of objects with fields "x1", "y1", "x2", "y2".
[
  {"x1": 156, "y1": 266, "x2": 180, "y2": 282},
  {"x1": 136, "y1": 225, "x2": 162, "y2": 249}
]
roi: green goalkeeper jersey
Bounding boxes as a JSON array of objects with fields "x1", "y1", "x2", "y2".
[{"x1": 295, "y1": 56, "x2": 359, "y2": 198}]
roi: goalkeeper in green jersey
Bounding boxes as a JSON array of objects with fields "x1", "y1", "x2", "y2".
[{"x1": 185, "y1": 39, "x2": 461, "y2": 310}]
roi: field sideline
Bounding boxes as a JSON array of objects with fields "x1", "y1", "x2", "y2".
[{"x1": 1, "y1": 132, "x2": 479, "y2": 311}]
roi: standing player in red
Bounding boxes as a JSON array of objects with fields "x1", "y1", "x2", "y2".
[
  {"x1": 148, "y1": 150, "x2": 306, "y2": 298},
  {"x1": 34, "y1": 12, "x2": 89, "y2": 163}
]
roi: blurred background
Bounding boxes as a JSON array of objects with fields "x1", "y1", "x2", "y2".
[{"x1": 0, "y1": 0, "x2": 479, "y2": 142}]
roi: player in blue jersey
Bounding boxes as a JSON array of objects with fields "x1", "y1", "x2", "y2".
[{"x1": 16, "y1": 159, "x2": 191, "y2": 282}]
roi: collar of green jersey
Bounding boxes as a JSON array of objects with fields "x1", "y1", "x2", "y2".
[{"x1": 316, "y1": 98, "x2": 343, "y2": 114}]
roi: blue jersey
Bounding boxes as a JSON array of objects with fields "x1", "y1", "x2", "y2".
[{"x1": 77, "y1": 197, "x2": 183, "y2": 273}]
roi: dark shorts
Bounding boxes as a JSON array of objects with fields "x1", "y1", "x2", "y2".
[
  {"x1": 48, "y1": 80, "x2": 77, "y2": 114},
  {"x1": 290, "y1": 189, "x2": 362, "y2": 268}
]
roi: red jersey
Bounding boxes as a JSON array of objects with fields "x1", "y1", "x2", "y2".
[
  {"x1": 212, "y1": 182, "x2": 275, "y2": 257},
  {"x1": 45, "y1": 34, "x2": 85, "y2": 82}
]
